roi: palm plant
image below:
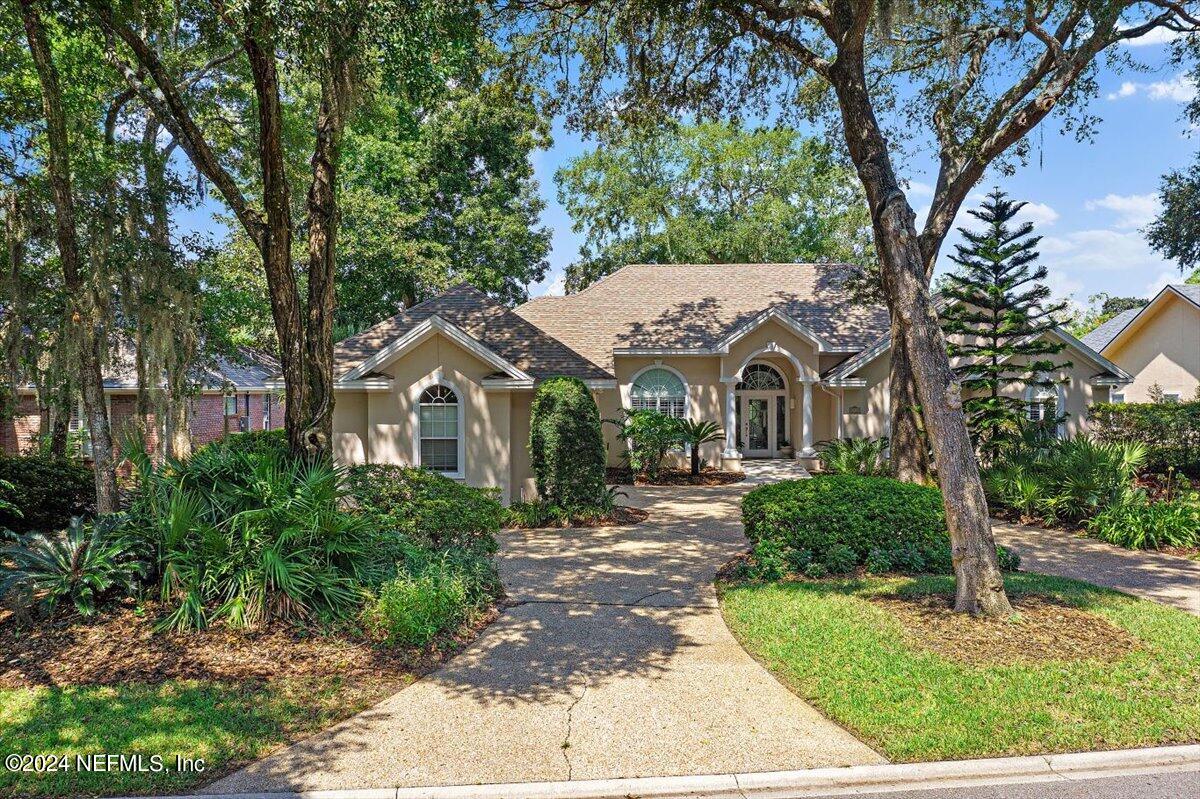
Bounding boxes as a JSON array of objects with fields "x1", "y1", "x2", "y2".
[
  {"x1": 673, "y1": 419, "x2": 725, "y2": 475},
  {"x1": 817, "y1": 437, "x2": 890, "y2": 476},
  {"x1": 123, "y1": 443, "x2": 376, "y2": 632},
  {"x1": 0, "y1": 515, "x2": 144, "y2": 617}
]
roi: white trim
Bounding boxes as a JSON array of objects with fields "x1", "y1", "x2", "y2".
[
  {"x1": 582, "y1": 378, "x2": 618, "y2": 390},
  {"x1": 613, "y1": 347, "x2": 719, "y2": 357},
  {"x1": 1043, "y1": 327, "x2": 1133, "y2": 384},
  {"x1": 823, "y1": 333, "x2": 890, "y2": 382},
  {"x1": 729, "y1": 341, "x2": 820, "y2": 384},
  {"x1": 342, "y1": 315, "x2": 532, "y2": 383},
  {"x1": 1099, "y1": 285, "x2": 1200, "y2": 355},
  {"x1": 823, "y1": 377, "x2": 867, "y2": 388},
  {"x1": 1025, "y1": 380, "x2": 1066, "y2": 438},
  {"x1": 411, "y1": 373, "x2": 466, "y2": 480},
  {"x1": 623, "y1": 363, "x2": 691, "y2": 420},
  {"x1": 335, "y1": 378, "x2": 393, "y2": 391},
  {"x1": 713, "y1": 307, "x2": 835, "y2": 353},
  {"x1": 480, "y1": 378, "x2": 537, "y2": 390}
]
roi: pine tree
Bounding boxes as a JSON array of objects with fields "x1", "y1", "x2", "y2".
[{"x1": 940, "y1": 189, "x2": 1071, "y2": 463}]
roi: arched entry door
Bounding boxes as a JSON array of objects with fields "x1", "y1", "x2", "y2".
[{"x1": 736, "y1": 363, "x2": 789, "y2": 458}]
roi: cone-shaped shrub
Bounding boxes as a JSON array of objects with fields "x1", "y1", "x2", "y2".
[{"x1": 529, "y1": 376, "x2": 607, "y2": 509}]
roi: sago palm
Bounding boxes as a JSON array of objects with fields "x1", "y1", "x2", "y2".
[{"x1": 673, "y1": 419, "x2": 725, "y2": 475}]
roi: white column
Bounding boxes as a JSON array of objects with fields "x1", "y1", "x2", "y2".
[
  {"x1": 723, "y1": 379, "x2": 739, "y2": 457},
  {"x1": 800, "y1": 379, "x2": 816, "y2": 457}
]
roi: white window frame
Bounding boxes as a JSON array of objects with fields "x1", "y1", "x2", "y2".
[
  {"x1": 1163, "y1": 392, "x2": 1181, "y2": 404},
  {"x1": 1110, "y1": 392, "x2": 1125, "y2": 404},
  {"x1": 626, "y1": 364, "x2": 690, "y2": 420},
  {"x1": 1025, "y1": 381, "x2": 1066, "y2": 437},
  {"x1": 412, "y1": 374, "x2": 465, "y2": 479},
  {"x1": 224, "y1": 394, "x2": 238, "y2": 416}
]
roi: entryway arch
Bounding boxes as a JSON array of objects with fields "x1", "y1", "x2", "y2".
[{"x1": 735, "y1": 362, "x2": 789, "y2": 457}]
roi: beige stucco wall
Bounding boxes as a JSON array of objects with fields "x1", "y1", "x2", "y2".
[
  {"x1": 1104, "y1": 293, "x2": 1200, "y2": 403},
  {"x1": 331, "y1": 332, "x2": 519, "y2": 502}
]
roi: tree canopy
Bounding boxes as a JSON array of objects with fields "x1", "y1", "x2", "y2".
[{"x1": 554, "y1": 121, "x2": 871, "y2": 292}]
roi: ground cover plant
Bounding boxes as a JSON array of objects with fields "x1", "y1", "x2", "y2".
[
  {"x1": 1, "y1": 444, "x2": 505, "y2": 796},
  {"x1": 719, "y1": 572, "x2": 1200, "y2": 762},
  {"x1": 742, "y1": 476, "x2": 1018, "y2": 578},
  {"x1": 984, "y1": 434, "x2": 1200, "y2": 552}
]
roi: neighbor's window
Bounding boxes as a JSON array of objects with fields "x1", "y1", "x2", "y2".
[
  {"x1": 630, "y1": 368, "x2": 687, "y2": 418},
  {"x1": 419, "y1": 385, "x2": 460, "y2": 473},
  {"x1": 1027, "y1": 386, "x2": 1058, "y2": 422},
  {"x1": 224, "y1": 394, "x2": 238, "y2": 416},
  {"x1": 1164, "y1": 393, "x2": 1181, "y2": 404},
  {"x1": 1110, "y1": 393, "x2": 1125, "y2": 404}
]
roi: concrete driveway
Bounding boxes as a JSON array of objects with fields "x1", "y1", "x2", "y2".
[
  {"x1": 992, "y1": 520, "x2": 1200, "y2": 616},
  {"x1": 206, "y1": 485, "x2": 882, "y2": 793}
]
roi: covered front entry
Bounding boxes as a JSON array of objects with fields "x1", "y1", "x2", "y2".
[{"x1": 736, "y1": 364, "x2": 790, "y2": 457}]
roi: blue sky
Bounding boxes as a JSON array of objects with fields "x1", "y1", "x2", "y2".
[{"x1": 523, "y1": 32, "x2": 1196, "y2": 310}]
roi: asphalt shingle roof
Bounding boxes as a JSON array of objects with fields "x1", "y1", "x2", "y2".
[
  {"x1": 514, "y1": 264, "x2": 889, "y2": 372},
  {"x1": 334, "y1": 284, "x2": 613, "y2": 381},
  {"x1": 104, "y1": 343, "x2": 280, "y2": 390},
  {"x1": 1079, "y1": 308, "x2": 1141, "y2": 354}
]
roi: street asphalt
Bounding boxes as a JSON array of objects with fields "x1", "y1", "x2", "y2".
[{"x1": 807, "y1": 767, "x2": 1200, "y2": 798}]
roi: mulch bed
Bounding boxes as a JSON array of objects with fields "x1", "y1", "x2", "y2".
[
  {"x1": 607, "y1": 467, "x2": 745, "y2": 486},
  {"x1": 869, "y1": 592, "x2": 1139, "y2": 666},
  {"x1": 505, "y1": 505, "x2": 649, "y2": 529},
  {"x1": 0, "y1": 599, "x2": 499, "y2": 689}
]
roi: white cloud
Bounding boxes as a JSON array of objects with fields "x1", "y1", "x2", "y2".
[
  {"x1": 1084, "y1": 193, "x2": 1162, "y2": 229},
  {"x1": 1107, "y1": 74, "x2": 1198, "y2": 103},
  {"x1": 1039, "y1": 229, "x2": 1173, "y2": 274},
  {"x1": 537, "y1": 272, "x2": 566, "y2": 297},
  {"x1": 1119, "y1": 27, "x2": 1182, "y2": 47},
  {"x1": 905, "y1": 180, "x2": 935, "y2": 198},
  {"x1": 1143, "y1": 269, "x2": 1179, "y2": 297}
]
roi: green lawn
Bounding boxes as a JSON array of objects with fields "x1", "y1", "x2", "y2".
[
  {"x1": 0, "y1": 677, "x2": 408, "y2": 798},
  {"x1": 719, "y1": 573, "x2": 1200, "y2": 762}
]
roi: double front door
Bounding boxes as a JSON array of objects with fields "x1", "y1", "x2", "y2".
[{"x1": 739, "y1": 391, "x2": 787, "y2": 458}]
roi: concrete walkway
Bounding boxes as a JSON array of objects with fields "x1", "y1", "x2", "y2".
[
  {"x1": 206, "y1": 486, "x2": 882, "y2": 793},
  {"x1": 992, "y1": 520, "x2": 1200, "y2": 616},
  {"x1": 741, "y1": 458, "x2": 812, "y2": 484}
]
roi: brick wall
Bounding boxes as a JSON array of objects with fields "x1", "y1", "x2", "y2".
[
  {"x1": 1, "y1": 391, "x2": 283, "y2": 457},
  {"x1": 190, "y1": 392, "x2": 282, "y2": 447},
  {"x1": 1, "y1": 395, "x2": 42, "y2": 455}
]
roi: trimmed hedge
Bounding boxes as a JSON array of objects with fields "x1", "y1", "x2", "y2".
[
  {"x1": 529, "y1": 376, "x2": 607, "y2": 509},
  {"x1": 196, "y1": 428, "x2": 289, "y2": 460},
  {"x1": 742, "y1": 475, "x2": 1018, "y2": 577},
  {"x1": 347, "y1": 464, "x2": 502, "y2": 557},
  {"x1": 1089, "y1": 401, "x2": 1200, "y2": 476},
  {"x1": 0, "y1": 455, "x2": 95, "y2": 533}
]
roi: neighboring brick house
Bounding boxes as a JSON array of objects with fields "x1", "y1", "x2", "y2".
[{"x1": 1, "y1": 346, "x2": 284, "y2": 457}]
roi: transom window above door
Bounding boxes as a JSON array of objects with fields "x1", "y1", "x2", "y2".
[
  {"x1": 737, "y1": 363, "x2": 785, "y2": 391},
  {"x1": 630, "y1": 367, "x2": 687, "y2": 418}
]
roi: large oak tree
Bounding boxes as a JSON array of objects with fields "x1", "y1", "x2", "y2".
[{"x1": 507, "y1": 0, "x2": 1200, "y2": 615}]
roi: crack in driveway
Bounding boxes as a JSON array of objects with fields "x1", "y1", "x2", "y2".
[{"x1": 561, "y1": 683, "x2": 588, "y2": 780}]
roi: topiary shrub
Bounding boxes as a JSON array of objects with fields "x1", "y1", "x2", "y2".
[
  {"x1": 529, "y1": 376, "x2": 607, "y2": 509},
  {"x1": 742, "y1": 475, "x2": 1017, "y2": 578},
  {"x1": 0, "y1": 454, "x2": 95, "y2": 533}
]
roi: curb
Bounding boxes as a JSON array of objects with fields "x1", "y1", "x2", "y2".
[{"x1": 167, "y1": 744, "x2": 1200, "y2": 799}]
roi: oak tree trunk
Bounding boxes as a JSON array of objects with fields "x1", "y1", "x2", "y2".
[
  {"x1": 242, "y1": 13, "x2": 311, "y2": 458},
  {"x1": 827, "y1": 48, "x2": 1012, "y2": 617},
  {"x1": 301, "y1": 63, "x2": 349, "y2": 458},
  {"x1": 20, "y1": 0, "x2": 118, "y2": 512},
  {"x1": 888, "y1": 332, "x2": 931, "y2": 483}
]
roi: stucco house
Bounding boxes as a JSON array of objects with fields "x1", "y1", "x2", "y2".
[
  {"x1": 1080, "y1": 284, "x2": 1200, "y2": 404},
  {"x1": 328, "y1": 263, "x2": 1132, "y2": 503}
]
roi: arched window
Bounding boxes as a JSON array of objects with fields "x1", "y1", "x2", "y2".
[
  {"x1": 737, "y1": 363, "x2": 785, "y2": 391},
  {"x1": 1026, "y1": 384, "x2": 1059, "y2": 423},
  {"x1": 630, "y1": 367, "x2": 687, "y2": 418},
  {"x1": 418, "y1": 384, "x2": 460, "y2": 474}
]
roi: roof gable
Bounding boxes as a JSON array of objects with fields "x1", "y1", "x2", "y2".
[
  {"x1": 1086, "y1": 285, "x2": 1200, "y2": 355},
  {"x1": 334, "y1": 285, "x2": 613, "y2": 382}
]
